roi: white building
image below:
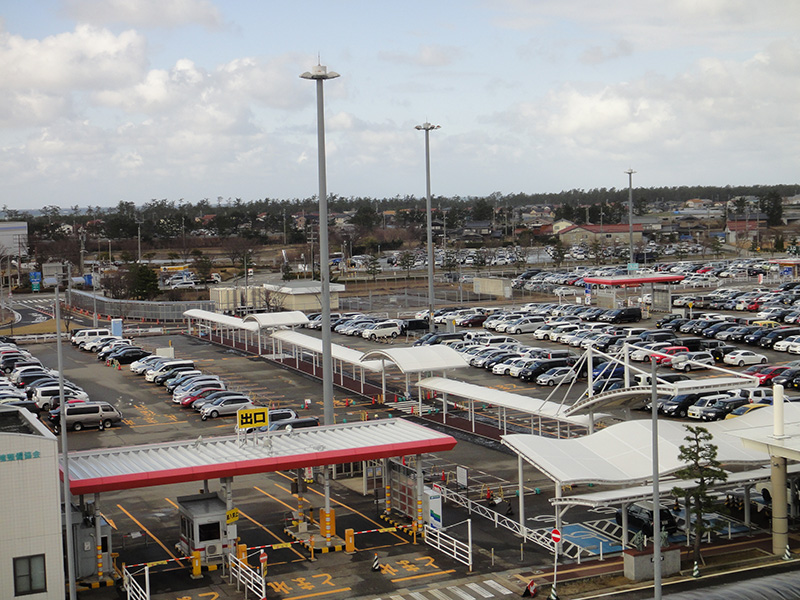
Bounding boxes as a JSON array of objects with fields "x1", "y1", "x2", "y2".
[{"x1": 0, "y1": 406, "x2": 64, "y2": 598}]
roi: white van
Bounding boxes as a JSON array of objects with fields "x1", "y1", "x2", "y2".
[
  {"x1": 70, "y1": 328, "x2": 111, "y2": 346},
  {"x1": 144, "y1": 359, "x2": 196, "y2": 382}
]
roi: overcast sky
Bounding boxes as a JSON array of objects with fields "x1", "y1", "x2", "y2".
[{"x1": 1, "y1": 0, "x2": 798, "y2": 210}]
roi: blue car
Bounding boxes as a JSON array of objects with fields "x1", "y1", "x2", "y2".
[{"x1": 592, "y1": 362, "x2": 626, "y2": 379}]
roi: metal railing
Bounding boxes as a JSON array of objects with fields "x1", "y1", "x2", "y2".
[
  {"x1": 425, "y1": 522, "x2": 472, "y2": 571},
  {"x1": 68, "y1": 289, "x2": 213, "y2": 322},
  {"x1": 228, "y1": 552, "x2": 266, "y2": 599},
  {"x1": 122, "y1": 565, "x2": 149, "y2": 600},
  {"x1": 432, "y1": 484, "x2": 589, "y2": 559}
]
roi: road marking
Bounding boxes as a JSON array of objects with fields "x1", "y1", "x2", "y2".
[
  {"x1": 447, "y1": 585, "x2": 475, "y2": 600},
  {"x1": 482, "y1": 580, "x2": 513, "y2": 595},
  {"x1": 391, "y1": 570, "x2": 455, "y2": 583},
  {"x1": 466, "y1": 582, "x2": 494, "y2": 598},
  {"x1": 284, "y1": 587, "x2": 352, "y2": 600},
  {"x1": 428, "y1": 588, "x2": 452, "y2": 600},
  {"x1": 115, "y1": 504, "x2": 184, "y2": 565}
]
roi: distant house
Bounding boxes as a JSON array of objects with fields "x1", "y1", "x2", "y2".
[
  {"x1": 462, "y1": 221, "x2": 493, "y2": 236},
  {"x1": 726, "y1": 219, "x2": 760, "y2": 246},
  {"x1": 557, "y1": 223, "x2": 644, "y2": 247}
]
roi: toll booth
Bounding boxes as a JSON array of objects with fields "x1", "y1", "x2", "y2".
[
  {"x1": 65, "y1": 503, "x2": 113, "y2": 579},
  {"x1": 177, "y1": 492, "x2": 229, "y2": 562}
]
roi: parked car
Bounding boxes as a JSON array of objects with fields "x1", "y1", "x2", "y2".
[
  {"x1": 535, "y1": 367, "x2": 578, "y2": 387},
  {"x1": 199, "y1": 396, "x2": 255, "y2": 420},
  {"x1": 48, "y1": 401, "x2": 123, "y2": 431},
  {"x1": 671, "y1": 351, "x2": 715, "y2": 372},
  {"x1": 615, "y1": 501, "x2": 678, "y2": 535},
  {"x1": 723, "y1": 350, "x2": 768, "y2": 367}
]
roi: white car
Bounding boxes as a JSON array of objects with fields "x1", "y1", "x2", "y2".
[
  {"x1": 361, "y1": 321, "x2": 402, "y2": 340},
  {"x1": 536, "y1": 367, "x2": 578, "y2": 387},
  {"x1": 504, "y1": 316, "x2": 547, "y2": 335},
  {"x1": 671, "y1": 351, "x2": 715, "y2": 372},
  {"x1": 549, "y1": 324, "x2": 580, "y2": 343},
  {"x1": 773, "y1": 336, "x2": 800, "y2": 353},
  {"x1": 508, "y1": 359, "x2": 538, "y2": 378},
  {"x1": 723, "y1": 350, "x2": 768, "y2": 367},
  {"x1": 787, "y1": 341, "x2": 800, "y2": 355}
]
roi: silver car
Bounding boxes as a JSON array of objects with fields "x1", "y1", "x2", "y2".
[{"x1": 199, "y1": 396, "x2": 254, "y2": 420}]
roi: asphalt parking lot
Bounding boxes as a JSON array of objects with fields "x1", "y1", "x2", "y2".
[{"x1": 20, "y1": 299, "x2": 796, "y2": 599}]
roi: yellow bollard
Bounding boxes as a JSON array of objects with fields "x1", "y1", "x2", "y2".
[
  {"x1": 345, "y1": 528, "x2": 355, "y2": 553},
  {"x1": 190, "y1": 550, "x2": 202, "y2": 579},
  {"x1": 309, "y1": 535, "x2": 315, "y2": 561},
  {"x1": 236, "y1": 543, "x2": 248, "y2": 566}
]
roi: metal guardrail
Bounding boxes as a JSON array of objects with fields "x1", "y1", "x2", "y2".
[
  {"x1": 123, "y1": 565, "x2": 149, "y2": 600},
  {"x1": 229, "y1": 552, "x2": 266, "y2": 599},
  {"x1": 425, "y1": 523, "x2": 472, "y2": 571},
  {"x1": 432, "y1": 484, "x2": 590, "y2": 559}
]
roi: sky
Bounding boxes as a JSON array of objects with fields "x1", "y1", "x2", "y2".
[{"x1": 0, "y1": 0, "x2": 798, "y2": 210}]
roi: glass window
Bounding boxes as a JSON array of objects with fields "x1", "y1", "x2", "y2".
[
  {"x1": 14, "y1": 554, "x2": 46, "y2": 596},
  {"x1": 198, "y1": 522, "x2": 221, "y2": 542}
]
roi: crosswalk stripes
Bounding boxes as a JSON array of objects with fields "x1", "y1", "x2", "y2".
[{"x1": 373, "y1": 580, "x2": 514, "y2": 600}]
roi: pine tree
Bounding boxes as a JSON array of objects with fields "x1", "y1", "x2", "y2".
[{"x1": 671, "y1": 426, "x2": 728, "y2": 565}]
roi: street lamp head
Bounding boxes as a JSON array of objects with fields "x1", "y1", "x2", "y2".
[
  {"x1": 300, "y1": 64, "x2": 340, "y2": 80},
  {"x1": 415, "y1": 122, "x2": 441, "y2": 131}
]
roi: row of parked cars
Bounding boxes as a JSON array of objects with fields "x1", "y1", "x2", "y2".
[
  {"x1": 305, "y1": 312, "x2": 429, "y2": 340},
  {"x1": 122, "y1": 352, "x2": 316, "y2": 430},
  {"x1": 0, "y1": 330, "x2": 126, "y2": 431}
]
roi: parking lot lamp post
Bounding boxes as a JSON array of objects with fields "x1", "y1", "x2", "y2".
[
  {"x1": 301, "y1": 63, "x2": 339, "y2": 426},
  {"x1": 55, "y1": 281, "x2": 78, "y2": 600},
  {"x1": 650, "y1": 356, "x2": 662, "y2": 598},
  {"x1": 92, "y1": 269, "x2": 98, "y2": 327},
  {"x1": 416, "y1": 122, "x2": 440, "y2": 333},
  {"x1": 626, "y1": 168, "x2": 636, "y2": 272}
]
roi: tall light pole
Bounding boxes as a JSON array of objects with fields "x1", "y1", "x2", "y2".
[
  {"x1": 625, "y1": 168, "x2": 636, "y2": 272},
  {"x1": 301, "y1": 63, "x2": 339, "y2": 427},
  {"x1": 137, "y1": 221, "x2": 142, "y2": 263},
  {"x1": 416, "y1": 122, "x2": 440, "y2": 332}
]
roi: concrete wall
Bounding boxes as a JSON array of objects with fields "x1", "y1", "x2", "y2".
[{"x1": 0, "y1": 412, "x2": 65, "y2": 599}]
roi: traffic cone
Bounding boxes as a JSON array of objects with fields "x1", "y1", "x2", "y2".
[
  {"x1": 692, "y1": 561, "x2": 700, "y2": 578},
  {"x1": 371, "y1": 553, "x2": 380, "y2": 571},
  {"x1": 784, "y1": 545, "x2": 792, "y2": 560}
]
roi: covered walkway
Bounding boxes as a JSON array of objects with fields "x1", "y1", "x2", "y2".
[{"x1": 415, "y1": 376, "x2": 610, "y2": 438}]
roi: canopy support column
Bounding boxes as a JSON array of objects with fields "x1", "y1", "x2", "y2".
[{"x1": 517, "y1": 455, "x2": 526, "y2": 541}]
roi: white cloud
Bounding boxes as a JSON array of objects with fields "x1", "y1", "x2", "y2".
[
  {"x1": 580, "y1": 39, "x2": 633, "y2": 65},
  {"x1": 379, "y1": 44, "x2": 464, "y2": 67},
  {"x1": 64, "y1": 0, "x2": 224, "y2": 29},
  {"x1": 0, "y1": 25, "x2": 147, "y2": 91}
]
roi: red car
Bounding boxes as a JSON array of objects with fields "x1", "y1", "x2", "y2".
[
  {"x1": 460, "y1": 314, "x2": 489, "y2": 327},
  {"x1": 754, "y1": 366, "x2": 790, "y2": 386}
]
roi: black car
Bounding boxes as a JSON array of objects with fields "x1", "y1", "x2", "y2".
[
  {"x1": 698, "y1": 397, "x2": 748, "y2": 421},
  {"x1": 615, "y1": 502, "x2": 679, "y2": 535},
  {"x1": 772, "y1": 368, "x2": 800, "y2": 387},
  {"x1": 703, "y1": 322, "x2": 738, "y2": 338},
  {"x1": 710, "y1": 345, "x2": 738, "y2": 362},
  {"x1": 662, "y1": 318, "x2": 689, "y2": 332},
  {"x1": 744, "y1": 328, "x2": 771, "y2": 346},
  {"x1": 727, "y1": 326, "x2": 762, "y2": 343},
  {"x1": 655, "y1": 314, "x2": 682, "y2": 328},
  {"x1": 107, "y1": 347, "x2": 151, "y2": 365}
]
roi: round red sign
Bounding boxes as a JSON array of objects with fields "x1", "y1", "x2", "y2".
[
  {"x1": 260, "y1": 551, "x2": 268, "y2": 564},
  {"x1": 551, "y1": 528, "x2": 561, "y2": 543}
]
